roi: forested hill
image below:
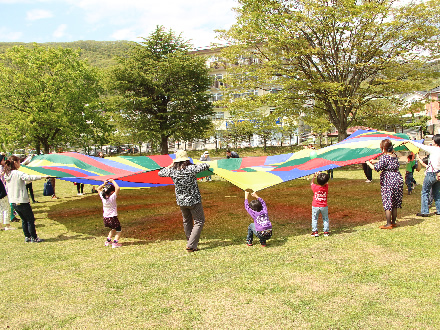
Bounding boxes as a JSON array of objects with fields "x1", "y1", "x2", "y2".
[{"x1": 0, "y1": 40, "x2": 132, "y2": 68}]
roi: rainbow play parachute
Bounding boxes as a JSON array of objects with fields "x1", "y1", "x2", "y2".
[{"x1": 20, "y1": 130, "x2": 419, "y2": 191}]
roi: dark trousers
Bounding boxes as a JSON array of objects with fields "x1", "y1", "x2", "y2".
[
  {"x1": 26, "y1": 183, "x2": 35, "y2": 202},
  {"x1": 362, "y1": 163, "x2": 372, "y2": 181},
  {"x1": 12, "y1": 203, "x2": 37, "y2": 239},
  {"x1": 76, "y1": 183, "x2": 84, "y2": 194}
]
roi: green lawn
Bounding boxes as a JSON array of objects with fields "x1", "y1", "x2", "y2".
[{"x1": 1, "y1": 168, "x2": 439, "y2": 329}]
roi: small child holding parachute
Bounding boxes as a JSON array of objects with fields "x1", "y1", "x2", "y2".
[
  {"x1": 97, "y1": 179, "x2": 122, "y2": 248},
  {"x1": 244, "y1": 191, "x2": 272, "y2": 247}
]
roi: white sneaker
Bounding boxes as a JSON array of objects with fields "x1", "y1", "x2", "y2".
[{"x1": 4, "y1": 227, "x2": 16, "y2": 230}]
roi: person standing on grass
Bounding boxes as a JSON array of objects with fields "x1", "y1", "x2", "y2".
[
  {"x1": 310, "y1": 172, "x2": 330, "y2": 237},
  {"x1": 366, "y1": 139, "x2": 403, "y2": 229},
  {"x1": 158, "y1": 150, "x2": 210, "y2": 252},
  {"x1": 97, "y1": 179, "x2": 122, "y2": 248},
  {"x1": 410, "y1": 135, "x2": 440, "y2": 217},
  {"x1": 417, "y1": 154, "x2": 434, "y2": 208},
  {"x1": 362, "y1": 162, "x2": 373, "y2": 183},
  {"x1": 405, "y1": 153, "x2": 416, "y2": 195},
  {"x1": 0, "y1": 154, "x2": 15, "y2": 231},
  {"x1": 244, "y1": 191, "x2": 272, "y2": 247},
  {"x1": 4, "y1": 155, "x2": 47, "y2": 242}
]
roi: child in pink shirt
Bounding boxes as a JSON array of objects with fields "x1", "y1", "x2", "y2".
[
  {"x1": 311, "y1": 172, "x2": 330, "y2": 237},
  {"x1": 97, "y1": 179, "x2": 122, "y2": 248}
]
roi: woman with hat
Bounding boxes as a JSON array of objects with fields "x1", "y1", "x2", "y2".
[{"x1": 158, "y1": 150, "x2": 210, "y2": 252}]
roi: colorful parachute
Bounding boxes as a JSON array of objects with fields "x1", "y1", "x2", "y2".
[
  {"x1": 21, "y1": 152, "x2": 208, "y2": 188},
  {"x1": 20, "y1": 130, "x2": 417, "y2": 191},
  {"x1": 203, "y1": 130, "x2": 418, "y2": 191}
]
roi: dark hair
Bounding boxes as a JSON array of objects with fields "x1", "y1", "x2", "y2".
[
  {"x1": 4, "y1": 155, "x2": 19, "y2": 175},
  {"x1": 379, "y1": 139, "x2": 393, "y2": 153},
  {"x1": 249, "y1": 199, "x2": 263, "y2": 212},
  {"x1": 226, "y1": 149, "x2": 231, "y2": 153},
  {"x1": 407, "y1": 153, "x2": 414, "y2": 162},
  {"x1": 433, "y1": 134, "x2": 440, "y2": 147},
  {"x1": 0, "y1": 154, "x2": 4, "y2": 163},
  {"x1": 172, "y1": 160, "x2": 192, "y2": 170},
  {"x1": 317, "y1": 172, "x2": 330, "y2": 186},
  {"x1": 101, "y1": 182, "x2": 115, "y2": 200}
]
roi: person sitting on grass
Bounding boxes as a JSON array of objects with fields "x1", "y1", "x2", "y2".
[
  {"x1": 97, "y1": 179, "x2": 122, "y2": 248},
  {"x1": 310, "y1": 171, "x2": 330, "y2": 237},
  {"x1": 244, "y1": 191, "x2": 272, "y2": 247}
]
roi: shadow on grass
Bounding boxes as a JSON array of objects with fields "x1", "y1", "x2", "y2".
[{"x1": 39, "y1": 178, "x2": 425, "y2": 245}]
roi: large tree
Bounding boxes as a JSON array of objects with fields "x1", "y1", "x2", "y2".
[
  {"x1": 108, "y1": 26, "x2": 213, "y2": 155},
  {"x1": 218, "y1": 0, "x2": 440, "y2": 141},
  {"x1": 0, "y1": 44, "x2": 108, "y2": 153}
]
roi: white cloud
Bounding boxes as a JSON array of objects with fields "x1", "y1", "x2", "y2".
[
  {"x1": 53, "y1": 24, "x2": 67, "y2": 38},
  {"x1": 64, "y1": 0, "x2": 238, "y2": 48},
  {"x1": 111, "y1": 28, "x2": 137, "y2": 40},
  {"x1": 0, "y1": 27, "x2": 23, "y2": 40},
  {"x1": 26, "y1": 9, "x2": 53, "y2": 21}
]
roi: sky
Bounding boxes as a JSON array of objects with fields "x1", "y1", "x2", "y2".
[{"x1": 0, "y1": 0, "x2": 239, "y2": 49}]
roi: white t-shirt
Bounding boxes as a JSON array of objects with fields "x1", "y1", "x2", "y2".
[
  {"x1": 100, "y1": 192, "x2": 117, "y2": 217},
  {"x1": 412, "y1": 141, "x2": 440, "y2": 173}
]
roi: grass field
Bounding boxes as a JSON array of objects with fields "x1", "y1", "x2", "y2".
[{"x1": 1, "y1": 167, "x2": 440, "y2": 329}]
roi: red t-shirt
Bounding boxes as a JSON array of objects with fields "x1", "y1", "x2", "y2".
[{"x1": 311, "y1": 183, "x2": 328, "y2": 207}]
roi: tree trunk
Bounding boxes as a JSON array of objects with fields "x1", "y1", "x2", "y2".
[
  {"x1": 338, "y1": 129, "x2": 348, "y2": 141},
  {"x1": 43, "y1": 142, "x2": 50, "y2": 154},
  {"x1": 160, "y1": 135, "x2": 168, "y2": 155}
]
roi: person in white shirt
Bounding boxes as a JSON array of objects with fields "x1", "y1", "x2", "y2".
[
  {"x1": 4, "y1": 155, "x2": 48, "y2": 242},
  {"x1": 411, "y1": 134, "x2": 440, "y2": 216},
  {"x1": 97, "y1": 179, "x2": 122, "y2": 248}
]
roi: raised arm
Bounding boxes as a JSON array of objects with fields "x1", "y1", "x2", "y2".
[{"x1": 108, "y1": 179, "x2": 120, "y2": 196}]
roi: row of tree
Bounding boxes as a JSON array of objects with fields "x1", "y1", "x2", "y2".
[
  {"x1": 1, "y1": 0, "x2": 440, "y2": 155},
  {"x1": 0, "y1": 27, "x2": 213, "y2": 155}
]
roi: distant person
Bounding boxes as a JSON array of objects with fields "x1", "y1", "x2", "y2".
[
  {"x1": 158, "y1": 150, "x2": 210, "y2": 252},
  {"x1": 4, "y1": 155, "x2": 48, "y2": 242},
  {"x1": 97, "y1": 179, "x2": 122, "y2": 248},
  {"x1": 75, "y1": 182, "x2": 85, "y2": 196},
  {"x1": 362, "y1": 162, "x2": 373, "y2": 183},
  {"x1": 226, "y1": 149, "x2": 239, "y2": 159},
  {"x1": 199, "y1": 151, "x2": 212, "y2": 182},
  {"x1": 244, "y1": 191, "x2": 272, "y2": 247},
  {"x1": 366, "y1": 139, "x2": 403, "y2": 229},
  {"x1": 21, "y1": 155, "x2": 38, "y2": 203},
  {"x1": 405, "y1": 153, "x2": 416, "y2": 195},
  {"x1": 310, "y1": 172, "x2": 330, "y2": 237}
]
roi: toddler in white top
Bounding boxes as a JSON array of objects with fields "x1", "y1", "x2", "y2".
[{"x1": 97, "y1": 179, "x2": 122, "y2": 248}]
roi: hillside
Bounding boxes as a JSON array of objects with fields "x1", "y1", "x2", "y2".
[{"x1": 0, "y1": 40, "x2": 132, "y2": 68}]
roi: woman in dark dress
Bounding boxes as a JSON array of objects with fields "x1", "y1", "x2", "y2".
[{"x1": 366, "y1": 139, "x2": 403, "y2": 229}]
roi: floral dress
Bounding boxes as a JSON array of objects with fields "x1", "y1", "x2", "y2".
[{"x1": 374, "y1": 154, "x2": 404, "y2": 210}]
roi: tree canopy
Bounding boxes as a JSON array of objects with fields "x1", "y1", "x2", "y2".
[
  {"x1": 0, "y1": 44, "x2": 110, "y2": 153},
  {"x1": 218, "y1": 0, "x2": 440, "y2": 140},
  {"x1": 108, "y1": 26, "x2": 213, "y2": 154}
]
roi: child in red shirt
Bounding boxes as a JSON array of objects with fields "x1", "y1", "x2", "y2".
[{"x1": 311, "y1": 172, "x2": 330, "y2": 237}]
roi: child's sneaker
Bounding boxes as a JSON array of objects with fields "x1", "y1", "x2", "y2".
[
  {"x1": 311, "y1": 231, "x2": 319, "y2": 237},
  {"x1": 323, "y1": 232, "x2": 330, "y2": 237},
  {"x1": 25, "y1": 237, "x2": 31, "y2": 243},
  {"x1": 246, "y1": 240, "x2": 253, "y2": 246},
  {"x1": 112, "y1": 242, "x2": 122, "y2": 248},
  {"x1": 31, "y1": 237, "x2": 43, "y2": 243},
  {"x1": 105, "y1": 240, "x2": 111, "y2": 247}
]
